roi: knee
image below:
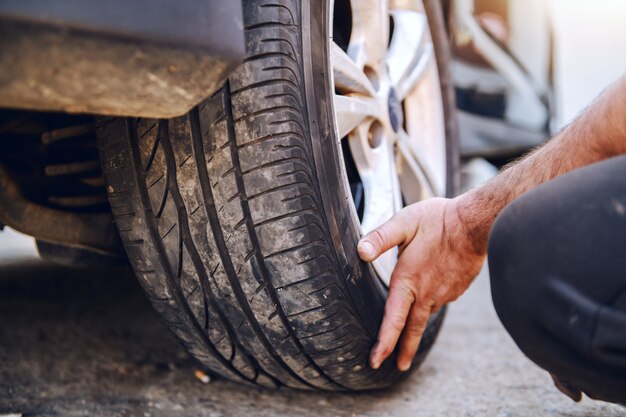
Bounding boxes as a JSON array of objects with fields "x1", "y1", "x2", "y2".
[
  {"x1": 487, "y1": 201, "x2": 578, "y2": 393},
  {"x1": 486, "y1": 195, "x2": 565, "y2": 368},
  {"x1": 487, "y1": 196, "x2": 626, "y2": 404},
  {"x1": 487, "y1": 197, "x2": 538, "y2": 343}
]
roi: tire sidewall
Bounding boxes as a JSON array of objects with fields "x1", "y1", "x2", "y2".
[
  {"x1": 300, "y1": 0, "x2": 457, "y2": 357},
  {"x1": 300, "y1": 0, "x2": 387, "y2": 339}
]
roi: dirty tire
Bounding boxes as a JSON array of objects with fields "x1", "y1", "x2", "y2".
[{"x1": 97, "y1": 0, "x2": 455, "y2": 391}]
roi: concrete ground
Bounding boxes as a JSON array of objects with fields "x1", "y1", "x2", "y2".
[{"x1": 0, "y1": 228, "x2": 623, "y2": 417}]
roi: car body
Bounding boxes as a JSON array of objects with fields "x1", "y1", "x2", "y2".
[{"x1": 0, "y1": 0, "x2": 245, "y2": 118}]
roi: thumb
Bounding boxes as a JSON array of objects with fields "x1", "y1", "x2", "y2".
[{"x1": 358, "y1": 215, "x2": 409, "y2": 262}]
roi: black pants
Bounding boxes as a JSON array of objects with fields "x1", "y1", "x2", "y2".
[{"x1": 488, "y1": 154, "x2": 626, "y2": 404}]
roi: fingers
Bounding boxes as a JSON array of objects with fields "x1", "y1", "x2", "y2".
[
  {"x1": 397, "y1": 302, "x2": 432, "y2": 371},
  {"x1": 369, "y1": 279, "x2": 414, "y2": 369},
  {"x1": 358, "y1": 213, "x2": 411, "y2": 262}
]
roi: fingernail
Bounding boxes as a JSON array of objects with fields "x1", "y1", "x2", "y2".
[
  {"x1": 398, "y1": 361, "x2": 411, "y2": 372},
  {"x1": 358, "y1": 240, "x2": 375, "y2": 260},
  {"x1": 369, "y1": 345, "x2": 380, "y2": 369}
]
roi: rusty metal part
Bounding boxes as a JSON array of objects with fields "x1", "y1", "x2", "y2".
[
  {"x1": 0, "y1": 111, "x2": 110, "y2": 214},
  {"x1": 36, "y1": 240, "x2": 129, "y2": 268},
  {"x1": 0, "y1": 163, "x2": 122, "y2": 254},
  {"x1": 0, "y1": 0, "x2": 245, "y2": 118},
  {"x1": 0, "y1": 110, "x2": 123, "y2": 256}
]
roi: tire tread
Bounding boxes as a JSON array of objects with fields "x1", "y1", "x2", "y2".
[{"x1": 97, "y1": 0, "x2": 449, "y2": 390}]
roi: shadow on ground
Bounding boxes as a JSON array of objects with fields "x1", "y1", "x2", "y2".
[
  {"x1": 0, "y1": 258, "x2": 426, "y2": 417},
  {"x1": 0, "y1": 247, "x2": 623, "y2": 417}
]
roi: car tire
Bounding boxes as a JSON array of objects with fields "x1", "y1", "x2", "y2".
[{"x1": 97, "y1": 0, "x2": 458, "y2": 391}]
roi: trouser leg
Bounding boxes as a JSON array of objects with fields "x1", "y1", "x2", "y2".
[{"x1": 488, "y1": 154, "x2": 626, "y2": 404}]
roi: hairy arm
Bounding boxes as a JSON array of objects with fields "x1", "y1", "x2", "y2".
[
  {"x1": 459, "y1": 75, "x2": 626, "y2": 253},
  {"x1": 358, "y1": 75, "x2": 626, "y2": 371}
]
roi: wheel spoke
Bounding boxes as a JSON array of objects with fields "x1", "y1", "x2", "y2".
[
  {"x1": 396, "y1": 140, "x2": 436, "y2": 204},
  {"x1": 389, "y1": 0, "x2": 423, "y2": 10},
  {"x1": 347, "y1": 0, "x2": 390, "y2": 72},
  {"x1": 333, "y1": 94, "x2": 381, "y2": 139},
  {"x1": 402, "y1": 60, "x2": 447, "y2": 196},
  {"x1": 331, "y1": 42, "x2": 377, "y2": 96},
  {"x1": 348, "y1": 124, "x2": 401, "y2": 285},
  {"x1": 387, "y1": 10, "x2": 430, "y2": 99},
  {"x1": 396, "y1": 129, "x2": 439, "y2": 200},
  {"x1": 397, "y1": 44, "x2": 433, "y2": 99},
  {"x1": 348, "y1": 125, "x2": 401, "y2": 233}
]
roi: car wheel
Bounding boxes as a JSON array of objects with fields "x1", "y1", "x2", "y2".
[{"x1": 96, "y1": 0, "x2": 458, "y2": 391}]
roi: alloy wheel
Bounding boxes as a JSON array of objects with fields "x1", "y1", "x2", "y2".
[{"x1": 331, "y1": 0, "x2": 448, "y2": 286}]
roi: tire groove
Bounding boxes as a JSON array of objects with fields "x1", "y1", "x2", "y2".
[
  {"x1": 243, "y1": 156, "x2": 316, "y2": 181},
  {"x1": 143, "y1": 131, "x2": 160, "y2": 172},
  {"x1": 259, "y1": 3, "x2": 296, "y2": 25},
  {"x1": 264, "y1": 238, "x2": 327, "y2": 259},
  {"x1": 231, "y1": 76, "x2": 300, "y2": 95},
  {"x1": 274, "y1": 271, "x2": 333, "y2": 291},
  {"x1": 247, "y1": 180, "x2": 315, "y2": 201},
  {"x1": 233, "y1": 105, "x2": 303, "y2": 123},
  {"x1": 253, "y1": 207, "x2": 318, "y2": 229},
  {"x1": 260, "y1": 38, "x2": 298, "y2": 60},
  {"x1": 245, "y1": 21, "x2": 297, "y2": 31},
  {"x1": 236, "y1": 130, "x2": 305, "y2": 150}
]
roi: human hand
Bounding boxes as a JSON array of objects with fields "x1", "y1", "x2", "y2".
[{"x1": 357, "y1": 197, "x2": 486, "y2": 371}]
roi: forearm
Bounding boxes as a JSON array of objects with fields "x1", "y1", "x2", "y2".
[{"x1": 456, "y1": 75, "x2": 626, "y2": 255}]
